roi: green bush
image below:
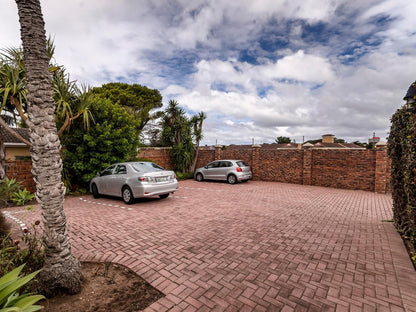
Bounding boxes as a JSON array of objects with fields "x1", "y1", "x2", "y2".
[
  {"x1": 0, "y1": 264, "x2": 44, "y2": 312},
  {"x1": 10, "y1": 190, "x2": 34, "y2": 207},
  {"x1": 0, "y1": 178, "x2": 21, "y2": 206},
  {"x1": 61, "y1": 97, "x2": 142, "y2": 189},
  {"x1": 175, "y1": 171, "x2": 194, "y2": 180}
]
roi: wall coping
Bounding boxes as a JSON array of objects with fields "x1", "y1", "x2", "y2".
[{"x1": 138, "y1": 147, "x2": 172, "y2": 150}]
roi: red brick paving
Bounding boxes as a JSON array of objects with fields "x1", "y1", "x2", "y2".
[{"x1": 3, "y1": 180, "x2": 416, "y2": 311}]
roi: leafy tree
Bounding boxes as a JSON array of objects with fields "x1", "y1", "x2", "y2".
[
  {"x1": 15, "y1": 0, "x2": 81, "y2": 296},
  {"x1": 62, "y1": 97, "x2": 142, "y2": 188},
  {"x1": 275, "y1": 136, "x2": 291, "y2": 144},
  {"x1": 160, "y1": 100, "x2": 206, "y2": 173},
  {"x1": 91, "y1": 82, "x2": 163, "y2": 131}
]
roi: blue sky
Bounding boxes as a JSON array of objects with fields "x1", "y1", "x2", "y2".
[{"x1": 1, "y1": 0, "x2": 416, "y2": 145}]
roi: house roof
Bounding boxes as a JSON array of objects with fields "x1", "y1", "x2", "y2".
[
  {"x1": 305, "y1": 142, "x2": 364, "y2": 149},
  {"x1": 0, "y1": 127, "x2": 30, "y2": 144},
  {"x1": 200, "y1": 142, "x2": 364, "y2": 150}
]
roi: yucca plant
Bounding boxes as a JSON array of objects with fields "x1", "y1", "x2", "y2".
[
  {"x1": 10, "y1": 189, "x2": 34, "y2": 206},
  {"x1": 0, "y1": 264, "x2": 44, "y2": 312},
  {"x1": 0, "y1": 178, "x2": 21, "y2": 206}
]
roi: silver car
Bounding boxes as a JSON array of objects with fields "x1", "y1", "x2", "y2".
[
  {"x1": 194, "y1": 159, "x2": 252, "y2": 184},
  {"x1": 90, "y1": 162, "x2": 178, "y2": 204}
]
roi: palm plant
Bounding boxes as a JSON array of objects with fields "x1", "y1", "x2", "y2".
[
  {"x1": 53, "y1": 71, "x2": 94, "y2": 136},
  {"x1": 160, "y1": 100, "x2": 206, "y2": 173},
  {"x1": 0, "y1": 60, "x2": 28, "y2": 125}
]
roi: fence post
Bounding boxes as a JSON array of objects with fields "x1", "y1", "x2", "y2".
[
  {"x1": 302, "y1": 147, "x2": 312, "y2": 185},
  {"x1": 214, "y1": 145, "x2": 222, "y2": 160},
  {"x1": 252, "y1": 144, "x2": 261, "y2": 180},
  {"x1": 375, "y1": 141, "x2": 388, "y2": 193}
]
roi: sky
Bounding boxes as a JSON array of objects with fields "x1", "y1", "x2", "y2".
[{"x1": 1, "y1": 0, "x2": 416, "y2": 145}]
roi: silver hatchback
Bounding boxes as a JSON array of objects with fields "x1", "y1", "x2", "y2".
[
  {"x1": 194, "y1": 160, "x2": 252, "y2": 184},
  {"x1": 90, "y1": 162, "x2": 178, "y2": 204}
]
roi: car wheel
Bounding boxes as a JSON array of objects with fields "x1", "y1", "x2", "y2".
[
  {"x1": 159, "y1": 193, "x2": 169, "y2": 199},
  {"x1": 122, "y1": 186, "x2": 134, "y2": 204},
  {"x1": 195, "y1": 173, "x2": 203, "y2": 182},
  {"x1": 91, "y1": 183, "x2": 100, "y2": 198},
  {"x1": 227, "y1": 174, "x2": 237, "y2": 184}
]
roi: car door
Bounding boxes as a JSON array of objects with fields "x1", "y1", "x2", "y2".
[
  {"x1": 109, "y1": 164, "x2": 128, "y2": 196},
  {"x1": 98, "y1": 165, "x2": 116, "y2": 194},
  {"x1": 218, "y1": 161, "x2": 233, "y2": 180},
  {"x1": 204, "y1": 161, "x2": 220, "y2": 179}
]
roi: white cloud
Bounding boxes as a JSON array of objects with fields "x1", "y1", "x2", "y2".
[{"x1": 261, "y1": 50, "x2": 335, "y2": 83}]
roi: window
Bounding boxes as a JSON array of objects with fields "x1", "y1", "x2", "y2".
[
  {"x1": 207, "y1": 162, "x2": 220, "y2": 169},
  {"x1": 116, "y1": 165, "x2": 127, "y2": 174},
  {"x1": 15, "y1": 156, "x2": 31, "y2": 161},
  {"x1": 132, "y1": 162, "x2": 164, "y2": 173},
  {"x1": 101, "y1": 165, "x2": 116, "y2": 176}
]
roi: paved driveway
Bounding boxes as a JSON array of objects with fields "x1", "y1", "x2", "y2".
[{"x1": 3, "y1": 180, "x2": 416, "y2": 311}]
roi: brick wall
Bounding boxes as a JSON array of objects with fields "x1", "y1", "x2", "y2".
[
  {"x1": 4, "y1": 146, "x2": 391, "y2": 194},
  {"x1": 138, "y1": 147, "x2": 175, "y2": 170},
  {"x1": 310, "y1": 149, "x2": 376, "y2": 191},
  {"x1": 257, "y1": 149, "x2": 304, "y2": 184},
  {"x1": 138, "y1": 145, "x2": 391, "y2": 193},
  {"x1": 5, "y1": 160, "x2": 36, "y2": 192}
]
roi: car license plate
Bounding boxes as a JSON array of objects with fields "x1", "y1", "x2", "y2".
[{"x1": 155, "y1": 177, "x2": 168, "y2": 182}]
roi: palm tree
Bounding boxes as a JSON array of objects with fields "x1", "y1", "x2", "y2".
[
  {"x1": 15, "y1": 0, "x2": 81, "y2": 296},
  {"x1": 160, "y1": 99, "x2": 206, "y2": 173},
  {"x1": 190, "y1": 111, "x2": 206, "y2": 172}
]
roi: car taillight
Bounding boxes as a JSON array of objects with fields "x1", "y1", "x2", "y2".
[
  {"x1": 236, "y1": 167, "x2": 242, "y2": 172},
  {"x1": 139, "y1": 177, "x2": 154, "y2": 182}
]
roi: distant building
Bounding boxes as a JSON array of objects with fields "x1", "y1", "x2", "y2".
[
  {"x1": 368, "y1": 135, "x2": 380, "y2": 145},
  {"x1": 0, "y1": 127, "x2": 31, "y2": 160},
  {"x1": 201, "y1": 134, "x2": 365, "y2": 150}
]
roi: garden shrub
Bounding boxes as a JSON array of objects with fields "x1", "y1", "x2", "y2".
[{"x1": 388, "y1": 105, "x2": 416, "y2": 263}]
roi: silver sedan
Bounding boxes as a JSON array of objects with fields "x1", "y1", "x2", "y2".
[
  {"x1": 194, "y1": 159, "x2": 252, "y2": 184},
  {"x1": 90, "y1": 162, "x2": 178, "y2": 204}
]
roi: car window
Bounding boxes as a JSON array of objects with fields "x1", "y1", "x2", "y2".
[
  {"x1": 116, "y1": 165, "x2": 127, "y2": 174},
  {"x1": 101, "y1": 165, "x2": 116, "y2": 176},
  {"x1": 236, "y1": 161, "x2": 249, "y2": 167},
  {"x1": 219, "y1": 161, "x2": 232, "y2": 167},
  {"x1": 132, "y1": 162, "x2": 164, "y2": 173},
  {"x1": 207, "y1": 162, "x2": 219, "y2": 169}
]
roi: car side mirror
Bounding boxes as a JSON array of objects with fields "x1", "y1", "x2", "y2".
[
  {"x1": 204, "y1": 166, "x2": 208, "y2": 169},
  {"x1": 97, "y1": 172, "x2": 101, "y2": 177}
]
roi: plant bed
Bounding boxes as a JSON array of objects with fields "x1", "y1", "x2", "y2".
[{"x1": 40, "y1": 262, "x2": 164, "y2": 312}]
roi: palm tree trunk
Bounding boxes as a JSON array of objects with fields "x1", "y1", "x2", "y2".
[
  {"x1": 15, "y1": 0, "x2": 81, "y2": 296},
  {"x1": 0, "y1": 129, "x2": 4, "y2": 180}
]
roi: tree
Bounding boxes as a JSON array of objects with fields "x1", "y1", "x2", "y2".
[
  {"x1": 15, "y1": 0, "x2": 81, "y2": 296},
  {"x1": 91, "y1": 82, "x2": 163, "y2": 131},
  {"x1": 160, "y1": 100, "x2": 206, "y2": 173},
  {"x1": 61, "y1": 97, "x2": 142, "y2": 188},
  {"x1": 0, "y1": 41, "x2": 94, "y2": 180},
  {"x1": 275, "y1": 136, "x2": 291, "y2": 144}
]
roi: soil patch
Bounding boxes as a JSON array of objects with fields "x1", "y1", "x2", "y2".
[{"x1": 40, "y1": 262, "x2": 164, "y2": 312}]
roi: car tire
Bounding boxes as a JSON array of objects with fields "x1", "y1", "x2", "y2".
[
  {"x1": 122, "y1": 186, "x2": 134, "y2": 204},
  {"x1": 91, "y1": 183, "x2": 100, "y2": 198},
  {"x1": 195, "y1": 173, "x2": 203, "y2": 182},
  {"x1": 159, "y1": 193, "x2": 169, "y2": 199},
  {"x1": 227, "y1": 174, "x2": 237, "y2": 184}
]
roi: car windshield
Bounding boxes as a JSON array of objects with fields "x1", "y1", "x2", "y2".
[
  {"x1": 131, "y1": 162, "x2": 164, "y2": 173},
  {"x1": 236, "y1": 161, "x2": 249, "y2": 167}
]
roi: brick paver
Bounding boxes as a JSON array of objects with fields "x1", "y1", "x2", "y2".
[{"x1": 3, "y1": 180, "x2": 416, "y2": 311}]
